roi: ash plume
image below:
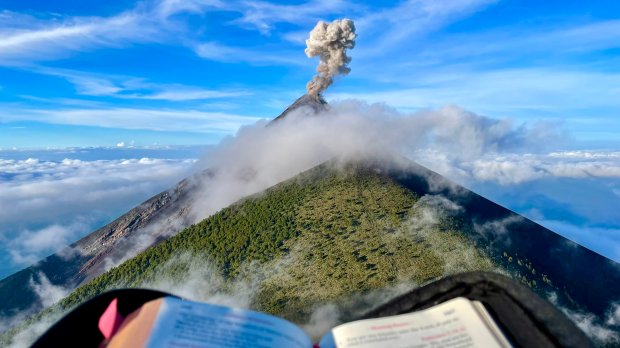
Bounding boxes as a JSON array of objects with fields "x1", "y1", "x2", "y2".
[{"x1": 305, "y1": 19, "x2": 356, "y2": 97}]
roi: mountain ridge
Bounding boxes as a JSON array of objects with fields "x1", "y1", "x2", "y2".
[
  {"x1": 271, "y1": 93, "x2": 328, "y2": 123},
  {"x1": 2, "y1": 96, "x2": 620, "y2": 346},
  {"x1": 6, "y1": 158, "x2": 620, "y2": 346},
  {"x1": 0, "y1": 93, "x2": 330, "y2": 320}
]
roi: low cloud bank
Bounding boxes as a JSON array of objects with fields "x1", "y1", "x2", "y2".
[
  {"x1": 0, "y1": 157, "x2": 195, "y2": 273},
  {"x1": 414, "y1": 149, "x2": 620, "y2": 185}
]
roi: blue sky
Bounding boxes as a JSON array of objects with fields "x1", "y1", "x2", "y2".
[
  {"x1": 1, "y1": 0, "x2": 619, "y2": 148},
  {"x1": 0, "y1": 0, "x2": 619, "y2": 278}
]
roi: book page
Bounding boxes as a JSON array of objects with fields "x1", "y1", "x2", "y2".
[
  {"x1": 472, "y1": 301, "x2": 513, "y2": 348},
  {"x1": 321, "y1": 297, "x2": 511, "y2": 348},
  {"x1": 143, "y1": 297, "x2": 312, "y2": 348}
]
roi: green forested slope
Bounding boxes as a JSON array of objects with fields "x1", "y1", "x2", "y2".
[
  {"x1": 58, "y1": 163, "x2": 494, "y2": 319},
  {"x1": 2, "y1": 163, "x2": 496, "y2": 346},
  {"x1": 6, "y1": 161, "x2": 620, "y2": 347}
]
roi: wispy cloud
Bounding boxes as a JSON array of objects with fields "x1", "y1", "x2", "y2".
[
  {"x1": 0, "y1": 0, "x2": 353, "y2": 66},
  {"x1": 281, "y1": 30, "x2": 310, "y2": 44},
  {"x1": 0, "y1": 9, "x2": 161, "y2": 65},
  {"x1": 194, "y1": 41, "x2": 304, "y2": 65},
  {"x1": 407, "y1": 20, "x2": 620, "y2": 66},
  {"x1": 547, "y1": 293, "x2": 620, "y2": 345},
  {"x1": 60, "y1": 72, "x2": 125, "y2": 96},
  {"x1": 124, "y1": 88, "x2": 250, "y2": 101},
  {"x1": 15, "y1": 95, "x2": 110, "y2": 108},
  {"x1": 353, "y1": 0, "x2": 498, "y2": 57},
  {"x1": 155, "y1": 0, "x2": 228, "y2": 18},
  {"x1": 332, "y1": 68, "x2": 620, "y2": 118},
  {"x1": 0, "y1": 105, "x2": 261, "y2": 132},
  {"x1": 230, "y1": 0, "x2": 352, "y2": 34},
  {"x1": 7, "y1": 222, "x2": 89, "y2": 266},
  {"x1": 28, "y1": 67, "x2": 251, "y2": 101},
  {"x1": 0, "y1": 0, "x2": 230, "y2": 66},
  {"x1": 0, "y1": 0, "x2": 505, "y2": 78}
]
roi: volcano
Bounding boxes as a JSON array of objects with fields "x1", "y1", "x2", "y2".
[
  {"x1": 272, "y1": 93, "x2": 328, "y2": 123},
  {"x1": 0, "y1": 94, "x2": 328, "y2": 320},
  {"x1": 1, "y1": 96, "x2": 619, "y2": 347}
]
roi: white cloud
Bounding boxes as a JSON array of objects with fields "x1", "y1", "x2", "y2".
[
  {"x1": 229, "y1": 0, "x2": 351, "y2": 34},
  {"x1": 184, "y1": 100, "x2": 559, "y2": 220},
  {"x1": 549, "y1": 151, "x2": 620, "y2": 159},
  {"x1": 155, "y1": 0, "x2": 228, "y2": 18},
  {"x1": 607, "y1": 303, "x2": 620, "y2": 326},
  {"x1": 0, "y1": 156, "x2": 196, "y2": 267},
  {"x1": 0, "y1": 0, "x2": 500, "y2": 69},
  {"x1": 354, "y1": 0, "x2": 498, "y2": 57},
  {"x1": 29, "y1": 272, "x2": 71, "y2": 308},
  {"x1": 412, "y1": 150, "x2": 620, "y2": 186},
  {"x1": 0, "y1": 0, "x2": 352, "y2": 66},
  {"x1": 0, "y1": 0, "x2": 235, "y2": 66},
  {"x1": 29, "y1": 67, "x2": 251, "y2": 101},
  {"x1": 547, "y1": 293, "x2": 620, "y2": 346},
  {"x1": 568, "y1": 310, "x2": 620, "y2": 345},
  {"x1": 0, "y1": 10, "x2": 161, "y2": 65},
  {"x1": 194, "y1": 41, "x2": 304, "y2": 65},
  {"x1": 331, "y1": 68, "x2": 620, "y2": 115},
  {"x1": 68, "y1": 74, "x2": 124, "y2": 96},
  {"x1": 0, "y1": 106, "x2": 261, "y2": 133},
  {"x1": 410, "y1": 20, "x2": 620, "y2": 65},
  {"x1": 282, "y1": 30, "x2": 310, "y2": 44},
  {"x1": 8, "y1": 222, "x2": 88, "y2": 266},
  {"x1": 473, "y1": 215, "x2": 524, "y2": 247},
  {"x1": 1, "y1": 275, "x2": 68, "y2": 348},
  {"x1": 126, "y1": 88, "x2": 249, "y2": 101}
]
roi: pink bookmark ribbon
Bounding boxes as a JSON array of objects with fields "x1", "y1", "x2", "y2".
[{"x1": 98, "y1": 298, "x2": 125, "y2": 340}]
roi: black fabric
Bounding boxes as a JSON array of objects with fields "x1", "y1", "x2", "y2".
[
  {"x1": 361, "y1": 271, "x2": 593, "y2": 348},
  {"x1": 32, "y1": 272, "x2": 591, "y2": 347},
  {"x1": 32, "y1": 288, "x2": 173, "y2": 348}
]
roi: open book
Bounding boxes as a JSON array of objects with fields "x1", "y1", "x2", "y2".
[{"x1": 104, "y1": 296, "x2": 512, "y2": 348}]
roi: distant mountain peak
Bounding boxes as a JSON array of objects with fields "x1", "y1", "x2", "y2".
[{"x1": 271, "y1": 93, "x2": 328, "y2": 123}]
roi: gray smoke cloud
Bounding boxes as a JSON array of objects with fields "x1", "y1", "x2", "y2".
[{"x1": 305, "y1": 19, "x2": 356, "y2": 97}]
